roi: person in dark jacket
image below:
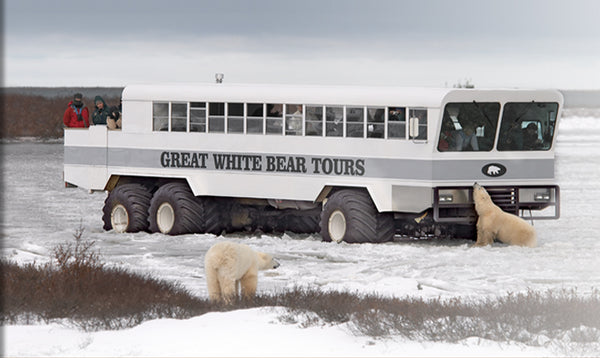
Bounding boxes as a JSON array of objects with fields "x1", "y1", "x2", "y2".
[
  {"x1": 63, "y1": 93, "x2": 90, "y2": 128},
  {"x1": 92, "y1": 95, "x2": 110, "y2": 125}
]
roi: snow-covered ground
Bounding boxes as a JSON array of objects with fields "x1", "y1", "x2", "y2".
[
  {"x1": 5, "y1": 308, "x2": 564, "y2": 357},
  {"x1": 2, "y1": 115, "x2": 600, "y2": 356}
]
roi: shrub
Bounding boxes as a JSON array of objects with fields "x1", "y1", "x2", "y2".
[{"x1": 1, "y1": 228, "x2": 211, "y2": 330}]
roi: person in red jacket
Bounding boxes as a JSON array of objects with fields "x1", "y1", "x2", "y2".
[{"x1": 63, "y1": 93, "x2": 90, "y2": 128}]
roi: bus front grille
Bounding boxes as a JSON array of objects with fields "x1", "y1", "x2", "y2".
[{"x1": 485, "y1": 187, "x2": 518, "y2": 215}]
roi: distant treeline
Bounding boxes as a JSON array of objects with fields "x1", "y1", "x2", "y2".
[
  {"x1": 3, "y1": 87, "x2": 124, "y2": 99},
  {"x1": 2, "y1": 87, "x2": 123, "y2": 138},
  {"x1": 1, "y1": 87, "x2": 598, "y2": 139}
]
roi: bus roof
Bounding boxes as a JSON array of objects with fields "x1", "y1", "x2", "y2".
[{"x1": 122, "y1": 83, "x2": 563, "y2": 108}]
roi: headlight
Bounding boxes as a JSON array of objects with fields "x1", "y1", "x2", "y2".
[
  {"x1": 519, "y1": 188, "x2": 554, "y2": 203},
  {"x1": 439, "y1": 194, "x2": 454, "y2": 203},
  {"x1": 534, "y1": 192, "x2": 551, "y2": 201},
  {"x1": 438, "y1": 189, "x2": 469, "y2": 204}
]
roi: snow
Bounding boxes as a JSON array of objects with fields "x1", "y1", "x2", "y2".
[
  {"x1": 5, "y1": 309, "x2": 399, "y2": 357},
  {"x1": 2, "y1": 115, "x2": 600, "y2": 356},
  {"x1": 4, "y1": 308, "x2": 557, "y2": 357}
]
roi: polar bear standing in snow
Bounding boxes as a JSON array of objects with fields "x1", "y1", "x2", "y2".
[
  {"x1": 472, "y1": 183, "x2": 537, "y2": 247},
  {"x1": 204, "y1": 241, "x2": 280, "y2": 303}
]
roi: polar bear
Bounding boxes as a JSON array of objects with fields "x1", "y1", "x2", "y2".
[
  {"x1": 204, "y1": 241, "x2": 280, "y2": 303},
  {"x1": 472, "y1": 183, "x2": 537, "y2": 247}
]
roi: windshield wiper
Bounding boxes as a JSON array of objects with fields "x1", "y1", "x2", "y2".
[
  {"x1": 472, "y1": 101, "x2": 495, "y2": 128},
  {"x1": 512, "y1": 101, "x2": 535, "y2": 123}
]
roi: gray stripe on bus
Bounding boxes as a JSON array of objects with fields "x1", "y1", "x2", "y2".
[{"x1": 64, "y1": 146, "x2": 554, "y2": 180}]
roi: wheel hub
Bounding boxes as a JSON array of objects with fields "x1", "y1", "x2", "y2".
[
  {"x1": 328, "y1": 210, "x2": 346, "y2": 243},
  {"x1": 111, "y1": 204, "x2": 129, "y2": 233},
  {"x1": 156, "y1": 202, "x2": 175, "y2": 233}
]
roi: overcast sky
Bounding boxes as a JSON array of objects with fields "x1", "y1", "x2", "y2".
[{"x1": 5, "y1": 0, "x2": 600, "y2": 88}]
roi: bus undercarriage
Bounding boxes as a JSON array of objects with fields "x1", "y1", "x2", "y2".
[{"x1": 99, "y1": 175, "x2": 559, "y2": 243}]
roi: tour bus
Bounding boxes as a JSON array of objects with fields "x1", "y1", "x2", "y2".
[{"x1": 64, "y1": 83, "x2": 561, "y2": 243}]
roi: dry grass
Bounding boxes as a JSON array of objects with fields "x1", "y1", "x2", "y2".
[
  {"x1": 1, "y1": 228, "x2": 211, "y2": 330},
  {"x1": 2, "y1": 91, "x2": 120, "y2": 138}
]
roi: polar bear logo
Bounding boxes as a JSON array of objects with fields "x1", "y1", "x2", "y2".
[
  {"x1": 486, "y1": 165, "x2": 502, "y2": 176},
  {"x1": 204, "y1": 241, "x2": 280, "y2": 303},
  {"x1": 472, "y1": 183, "x2": 536, "y2": 247},
  {"x1": 482, "y1": 163, "x2": 506, "y2": 177}
]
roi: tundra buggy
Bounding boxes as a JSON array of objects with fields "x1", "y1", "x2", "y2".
[{"x1": 64, "y1": 83, "x2": 561, "y2": 243}]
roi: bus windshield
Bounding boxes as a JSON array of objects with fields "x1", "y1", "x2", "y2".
[
  {"x1": 497, "y1": 102, "x2": 558, "y2": 151},
  {"x1": 437, "y1": 102, "x2": 500, "y2": 152}
]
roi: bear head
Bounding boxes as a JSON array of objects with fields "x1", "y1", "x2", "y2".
[
  {"x1": 257, "y1": 252, "x2": 280, "y2": 270},
  {"x1": 473, "y1": 182, "x2": 489, "y2": 199},
  {"x1": 473, "y1": 183, "x2": 494, "y2": 214}
]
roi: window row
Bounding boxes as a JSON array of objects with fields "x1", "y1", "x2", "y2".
[{"x1": 152, "y1": 102, "x2": 427, "y2": 140}]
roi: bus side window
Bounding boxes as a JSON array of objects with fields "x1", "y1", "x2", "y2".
[
  {"x1": 346, "y1": 107, "x2": 364, "y2": 137},
  {"x1": 285, "y1": 104, "x2": 302, "y2": 136},
  {"x1": 171, "y1": 102, "x2": 187, "y2": 132},
  {"x1": 266, "y1": 104, "x2": 283, "y2": 135},
  {"x1": 208, "y1": 102, "x2": 225, "y2": 133},
  {"x1": 190, "y1": 102, "x2": 206, "y2": 132},
  {"x1": 409, "y1": 109, "x2": 427, "y2": 140},
  {"x1": 325, "y1": 106, "x2": 343, "y2": 137},
  {"x1": 227, "y1": 103, "x2": 244, "y2": 133},
  {"x1": 388, "y1": 107, "x2": 406, "y2": 139},
  {"x1": 246, "y1": 103, "x2": 263, "y2": 134},
  {"x1": 367, "y1": 107, "x2": 384, "y2": 138},
  {"x1": 152, "y1": 102, "x2": 169, "y2": 131},
  {"x1": 305, "y1": 106, "x2": 323, "y2": 136}
]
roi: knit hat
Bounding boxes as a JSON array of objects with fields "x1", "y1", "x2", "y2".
[{"x1": 74, "y1": 93, "x2": 83, "y2": 100}]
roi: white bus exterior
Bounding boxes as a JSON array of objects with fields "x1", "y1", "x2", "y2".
[{"x1": 64, "y1": 83, "x2": 562, "y2": 243}]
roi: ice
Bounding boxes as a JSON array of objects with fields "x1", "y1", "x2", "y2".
[{"x1": 2, "y1": 115, "x2": 600, "y2": 356}]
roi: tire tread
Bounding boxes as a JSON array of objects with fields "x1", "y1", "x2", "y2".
[
  {"x1": 102, "y1": 183, "x2": 152, "y2": 233},
  {"x1": 320, "y1": 189, "x2": 394, "y2": 243},
  {"x1": 148, "y1": 182, "x2": 222, "y2": 235}
]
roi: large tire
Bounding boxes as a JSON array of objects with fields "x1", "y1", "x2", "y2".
[
  {"x1": 102, "y1": 183, "x2": 152, "y2": 233},
  {"x1": 148, "y1": 182, "x2": 221, "y2": 235},
  {"x1": 286, "y1": 212, "x2": 321, "y2": 234},
  {"x1": 374, "y1": 211, "x2": 395, "y2": 243},
  {"x1": 203, "y1": 198, "x2": 224, "y2": 235},
  {"x1": 320, "y1": 189, "x2": 394, "y2": 243}
]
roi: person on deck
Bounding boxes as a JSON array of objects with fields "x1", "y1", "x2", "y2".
[
  {"x1": 107, "y1": 99, "x2": 122, "y2": 130},
  {"x1": 91, "y1": 95, "x2": 110, "y2": 125},
  {"x1": 63, "y1": 93, "x2": 90, "y2": 128}
]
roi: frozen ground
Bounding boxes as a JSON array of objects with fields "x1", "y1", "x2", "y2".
[{"x1": 2, "y1": 116, "x2": 600, "y2": 356}]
